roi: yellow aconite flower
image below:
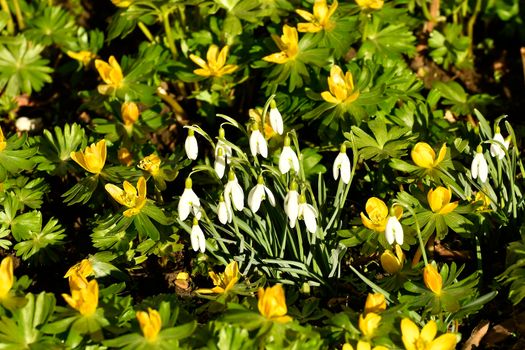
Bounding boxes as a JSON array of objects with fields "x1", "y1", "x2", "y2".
[
  {"x1": 198, "y1": 261, "x2": 239, "y2": 294},
  {"x1": 296, "y1": 0, "x2": 338, "y2": 33},
  {"x1": 122, "y1": 101, "x2": 140, "y2": 126},
  {"x1": 321, "y1": 65, "x2": 360, "y2": 105},
  {"x1": 70, "y1": 140, "x2": 107, "y2": 174},
  {"x1": 105, "y1": 176, "x2": 147, "y2": 217},
  {"x1": 381, "y1": 244, "x2": 405, "y2": 274},
  {"x1": 0, "y1": 256, "x2": 14, "y2": 300},
  {"x1": 95, "y1": 56, "x2": 124, "y2": 95},
  {"x1": 474, "y1": 191, "x2": 491, "y2": 211},
  {"x1": 111, "y1": 0, "x2": 132, "y2": 7},
  {"x1": 118, "y1": 147, "x2": 133, "y2": 167},
  {"x1": 64, "y1": 259, "x2": 93, "y2": 280},
  {"x1": 137, "y1": 308, "x2": 162, "y2": 342},
  {"x1": 343, "y1": 342, "x2": 389, "y2": 350},
  {"x1": 258, "y1": 284, "x2": 292, "y2": 323},
  {"x1": 263, "y1": 25, "x2": 299, "y2": 64},
  {"x1": 190, "y1": 45, "x2": 238, "y2": 78},
  {"x1": 66, "y1": 50, "x2": 96, "y2": 66},
  {"x1": 423, "y1": 264, "x2": 443, "y2": 296},
  {"x1": 427, "y1": 187, "x2": 458, "y2": 214},
  {"x1": 411, "y1": 143, "x2": 446, "y2": 169},
  {"x1": 359, "y1": 312, "x2": 381, "y2": 339},
  {"x1": 364, "y1": 293, "x2": 386, "y2": 314},
  {"x1": 138, "y1": 154, "x2": 161, "y2": 176},
  {"x1": 62, "y1": 279, "x2": 99, "y2": 316},
  {"x1": 360, "y1": 198, "x2": 402, "y2": 233},
  {"x1": 355, "y1": 0, "x2": 384, "y2": 10},
  {"x1": 0, "y1": 127, "x2": 6, "y2": 152},
  {"x1": 401, "y1": 318, "x2": 457, "y2": 350}
]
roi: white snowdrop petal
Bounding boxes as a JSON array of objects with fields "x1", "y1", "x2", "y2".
[
  {"x1": 264, "y1": 186, "x2": 276, "y2": 207},
  {"x1": 269, "y1": 107, "x2": 284, "y2": 135},
  {"x1": 185, "y1": 136, "x2": 198, "y2": 160},
  {"x1": 215, "y1": 157, "x2": 226, "y2": 178},
  {"x1": 249, "y1": 132, "x2": 259, "y2": 157},
  {"x1": 385, "y1": 216, "x2": 403, "y2": 245},
  {"x1": 340, "y1": 154, "x2": 351, "y2": 184},
  {"x1": 303, "y1": 205, "x2": 317, "y2": 234},
  {"x1": 231, "y1": 184, "x2": 245, "y2": 211},
  {"x1": 218, "y1": 201, "x2": 229, "y2": 224}
]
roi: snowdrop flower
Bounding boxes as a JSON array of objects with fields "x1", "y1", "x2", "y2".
[
  {"x1": 385, "y1": 208, "x2": 403, "y2": 245},
  {"x1": 279, "y1": 136, "x2": 300, "y2": 174},
  {"x1": 178, "y1": 178, "x2": 201, "y2": 221},
  {"x1": 214, "y1": 128, "x2": 232, "y2": 178},
  {"x1": 248, "y1": 176, "x2": 276, "y2": 213},
  {"x1": 471, "y1": 145, "x2": 488, "y2": 183},
  {"x1": 284, "y1": 181, "x2": 300, "y2": 228},
  {"x1": 269, "y1": 100, "x2": 284, "y2": 135},
  {"x1": 490, "y1": 128, "x2": 510, "y2": 160},
  {"x1": 249, "y1": 124, "x2": 268, "y2": 158},
  {"x1": 333, "y1": 144, "x2": 351, "y2": 184},
  {"x1": 224, "y1": 170, "x2": 244, "y2": 211},
  {"x1": 185, "y1": 128, "x2": 198, "y2": 160},
  {"x1": 191, "y1": 218, "x2": 206, "y2": 253},
  {"x1": 217, "y1": 195, "x2": 232, "y2": 224},
  {"x1": 298, "y1": 195, "x2": 317, "y2": 234}
]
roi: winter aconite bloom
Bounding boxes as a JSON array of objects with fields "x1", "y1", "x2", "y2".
[
  {"x1": 248, "y1": 176, "x2": 276, "y2": 213},
  {"x1": 198, "y1": 261, "x2": 240, "y2": 294},
  {"x1": 263, "y1": 25, "x2": 299, "y2": 64},
  {"x1": 333, "y1": 144, "x2": 351, "y2": 184},
  {"x1": 189, "y1": 45, "x2": 238, "y2": 78},
  {"x1": 423, "y1": 264, "x2": 443, "y2": 296},
  {"x1": 121, "y1": 101, "x2": 140, "y2": 127},
  {"x1": 138, "y1": 154, "x2": 161, "y2": 176},
  {"x1": 269, "y1": 100, "x2": 284, "y2": 135},
  {"x1": 191, "y1": 218, "x2": 206, "y2": 253},
  {"x1": 62, "y1": 278, "x2": 99, "y2": 316},
  {"x1": 137, "y1": 308, "x2": 162, "y2": 342},
  {"x1": 185, "y1": 129, "x2": 198, "y2": 160},
  {"x1": 355, "y1": 0, "x2": 384, "y2": 10},
  {"x1": 471, "y1": 145, "x2": 488, "y2": 183},
  {"x1": 401, "y1": 318, "x2": 457, "y2": 350},
  {"x1": 0, "y1": 127, "x2": 6, "y2": 152},
  {"x1": 178, "y1": 178, "x2": 201, "y2": 221},
  {"x1": 70, "y1": 140, "x2": 107, "y2": 175},
  {"x1": 105, "y1": 177, "x2": 147, "y2": 217},
  {"x1": 118, "y1": 147, "x2": 133, "y2": 166},
  {"x1": 66, "y1": 50, "x2": 96, "y2": 66},
  {"x1": 411, "y1": 142, "x2": 446, "y2": 169},
  {"x1": 343, "y1": 342, "x2": 388, "y2": 350},
  {"x1": 64, "y1": 259, "x2": 93, "y2": 280},
  {"x1": 427, "y1": 187, "x2": 458, "y2": 214},
  {"x1": 279, "y1": 136, "x2": 300, "y2": 174},
  {"x1": 360, "y1": 198, "x2": 402, "y2": 233},
  {"x1": 258, "y1": 284, "x2": 292, "y2": 323},
  {"x1": 321, "y1": 65, "x2": 360, "y2": 105},
  {"x1": 94, "y1": 56, "x2": 124, "y2": 95},
  {"x1": 385, "y1": 214, "x2": 403, "y2": 245},
  {"x1": 490, "y1": 130, "x2": 510, "y2": 160},
  {"x1": 296, "y1": 0, "x2": 338, "y2": 33},
  {"x1": 381, "y1": 245, "x2": 405, "y2": 274},
  {"x1": 364, "y1": 293, "x2": 386, "y2": 314},
  {"x1": 359, "y1": 312, "x2": 381, "y2": 339},
  {"x1": 0, "y1": 257, "x2": 14, "y2": 301}
]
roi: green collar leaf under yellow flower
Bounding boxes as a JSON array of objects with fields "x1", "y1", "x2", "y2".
[
  {"x1": 401, "y1": 318, "x2": 457, "y2": 350},
  {"x1": 105, "y1": 176, "x2": 147, "y2": 217},
  {"x1": 263, "y1": 25, "x2": 300, "y2": 64},
  {"x1": 190, "y1": 45, "x2": 238, "y2": 78},
  {"x1": 321, "y1": 65, "x2": 360, "y2": 105},
  {"x1": 296, "y1": 0, "x2": 338, "y2": 33},
  {"x1": 70, "y1": 140, "x2": 107, "y2": 175}
]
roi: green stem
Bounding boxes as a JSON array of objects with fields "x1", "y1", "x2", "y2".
[
  {"x1": 0, "y1": 0, "x2": 14, "y2": 34},
  {"x1": 138, "y1": 22, "x2": 155, "y2": 43},
  {"x1": 162, "y1": 9, "x2": 178, "y2": 60},
  {"x1": 466, "y1": 0, "x2": 481, "y2": 57},
  {"x1": 11, "y1": 0, "x2": 24, "y2": 29}
]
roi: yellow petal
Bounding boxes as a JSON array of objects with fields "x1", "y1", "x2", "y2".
[
  {"x1": 295, "y1": 9, "x2": 316, "y2": 22},
  {"x1": 428, "y1": 333, "x2": 457, "y2": 350},
  {"x1": 206, "y1": 45, "x2": 219, "y2": 65},
  {"x1": 321, "y1": 91, "x2": 340, "y2": 104},
  {"x1": 189, "y1": 54, "x2": 208, "y2": 69},
  {"x1": 105, "y1": 184, "x2": 127, "y2": 206},
  {"x1": 423, "y1": 264, "x2": 442, "y2": 295},
  {"x1": 0, "y1": 257, "x2": 14, "y2": 299},
  {"x1": 297, "y1": 23, "x2": 322, "y2": 33},
  {"x1": 381, "y1": 250, "x2": 402, "y2": 274},
  {"x1": 420, "y1": 320, "x2": 438, "y2": 344},
  {"x1": 359, "y1": 312, "x2": 381, "y2": 338},
  {"x1": 356, "y1": 340, "x2": 372, "y2": 350},
  {"x1": 313, "y1": 0, "x2": 328, "y2": 24},
  {"x1": 193, "y1": 68, "x2": 212, "y2": 77},
  {"x1": 262, "y1": 52, "x2": 290, "y2": 64},
  {"x1": 435, "y1": 143, "x2": 447, "y2": 166},
  {"x1": 215, "y1": 46, "x2": 229, "y2": 69},
  {"x1": 400, "y1": 318, "x2": 420, "y2": 350},
  {"x1": 411, "y1": 142, "x2": 436, "y2": 169},
  {"x1": 364, "y1": 293, "x2": 386, "y2": 314}
]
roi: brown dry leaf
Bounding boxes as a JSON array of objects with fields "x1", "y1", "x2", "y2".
[
  {"x1": 462, "y1": 320, "x2": 489, "y2": 350},
  {"x1": 484, "y1": 321, "x2": 515, "y2": 347}
]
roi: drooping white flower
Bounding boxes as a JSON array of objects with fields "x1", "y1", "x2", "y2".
[
  {"x1": 385, "y1": 214, "x2": 403, "y2": 245},
  {"x1": 298, "y1": 195, "x2": 317, "y2": 234},
  {"x1": 178, "y1": 178, "x2": 201, "y2": 221},
  {"x1": 224, "y1": 170, "x2": 244, "y2": 211},
  {"x1": 279, "y1": 136, "x2": 300, "y2": 174},
  {"x1": 191, "y1": 218, "x2": 206, "y2": 253},
  {"x1": 490, "y1": 130, "x2": 509, "y2": 160},
  {"x1": 217, "y1": 195, "x2": 232, "y2": 224},
  {"x1": 269, "y1": 100, "x2": 284, "y2": 135},
  {"x1": 471, "y1": 145, "x2": 488, "y2": 183},
  {"x1": 214, "y1": 128, "x2": 232, "y2": 178},
  {"x1": 247, "y1": 176, "x2": 276, "y2": 213},
  {"x1": 249, "y1": 125, "x2": 268, "y2": 158},
  {"x1": 333, "y1": 144, "x2": 351, "y2": 184},
  {"x1": 284, "y1": 182, "x2": 300, "y2": 228},
  {"x1": 185, "y1": 128, "x2": 198, "y2": 160}
]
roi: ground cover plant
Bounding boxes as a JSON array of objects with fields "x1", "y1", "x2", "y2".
[{"x1": 0, "y1": 0, "x2": 524, "y2": 348}]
